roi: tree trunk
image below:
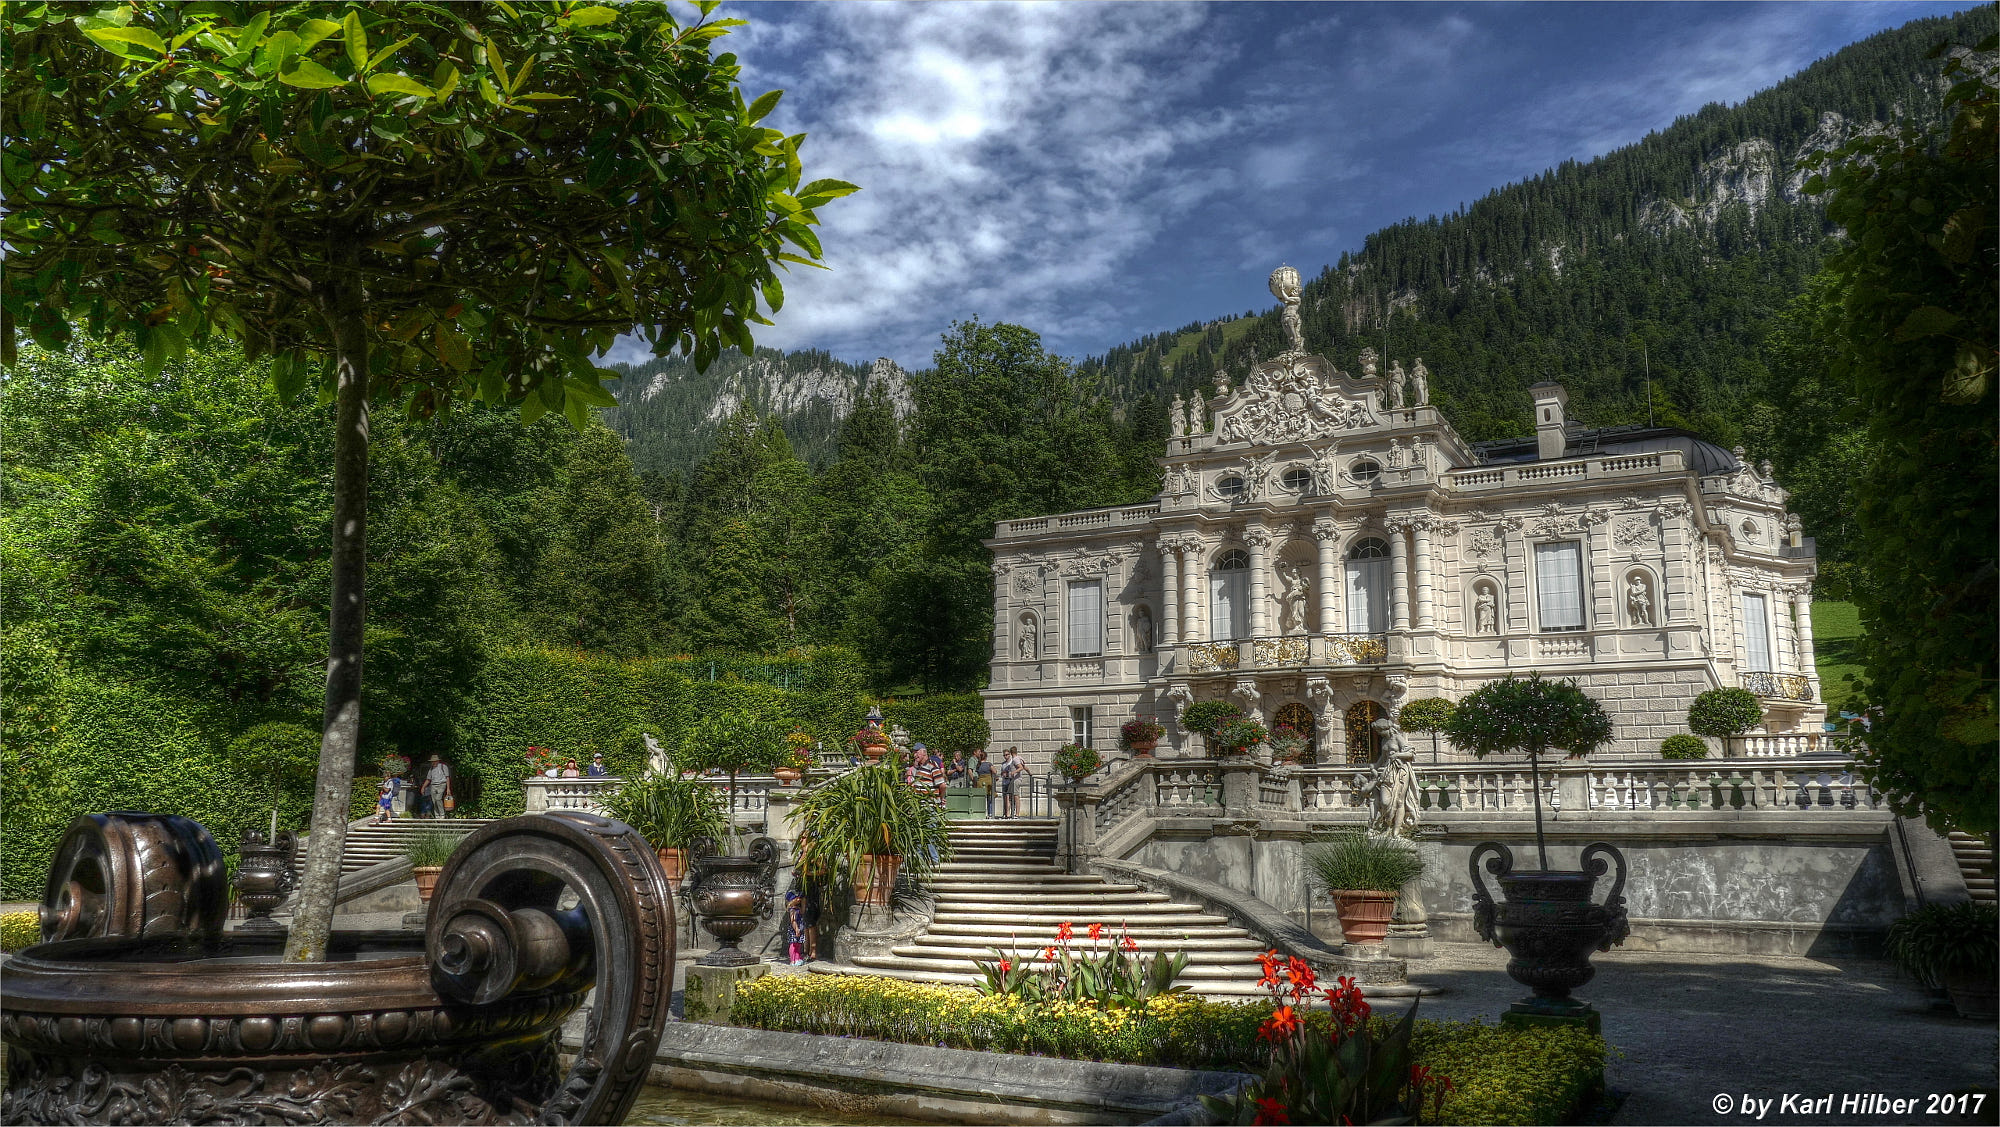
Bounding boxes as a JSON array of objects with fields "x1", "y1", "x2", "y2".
[{"x1": 284, "y1": 263, "x2": 370, "y2": 962}]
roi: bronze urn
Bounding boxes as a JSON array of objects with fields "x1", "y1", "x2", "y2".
[
  {"x1": 2, "y1": 810, "x2": 675, "y2": 1125},
  {"x1": 232, "y1": 827, "x2": 298, "y2": 933},
  {"x1": 1468, "y1": 840, "x2": 1629, "y2": 1029},
  {"x1": 687, "y1": 836, "x2": 777, "y2": 967}
]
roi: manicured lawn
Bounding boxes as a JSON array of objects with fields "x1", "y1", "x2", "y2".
[{"x1": 1811, "y1": 600, "x2": 1865, "y2": 711}]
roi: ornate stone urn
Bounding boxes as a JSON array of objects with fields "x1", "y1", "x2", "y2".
[
  {"x1": 231, "y1": 827, "x2": 298, "y2": 933},
  {"x1": 3, "y1": 810, "x2": 674, "y2": 1125},
  {"x1": 688, "y1": 835, "x2": 777, "y2": 967},
  {"x1": 1468, "y1": 841, "x2": 1630, "y2": 1029}
]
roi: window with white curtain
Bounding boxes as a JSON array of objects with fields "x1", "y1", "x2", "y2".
[
  {"x1": 1344, "y1": 538, "x2": 1390, "y2": 633},
  {"x1": 1534, "y1": 541, "x2": 1585, "y2": 631},
  {"x1": 1210, "y1": 550, "x2": 1249, "y2": 640},
  {"x1": 1066, "y1": 581, "x2": 1103, "y2": 656},
  {"x1": 1741, "y1": 593, "x2": 1772, "y2": 671}
]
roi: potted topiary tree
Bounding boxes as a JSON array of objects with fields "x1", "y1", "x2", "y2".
[
  {"x1": 1660, "y1": 734, "x2": 1709, "y2": 760},
  {"x1": 601, "y1": 773, "x2": 728, "y2": 881},
  {"x1": 1687, "y1": 687, "x2": 1765, "y2": 753},
  {"x1": 1053, "y1": 743, "x2": 1105, "y2": 782},
  {"x1": 1305, "y1": 831, "x2": 1426, "y2": 945},
  {"x1": 1885, "y1": 900, "x2": 1999, "y2": 1020},
  {"x1": 1444, "y1": 672, "x2": 1629, "y2": 1027},
  {"x1": 680, "y1": 711, "x2": 786, "y2": 850},
  {"x1": 1179, "y1": 701, "x2": 1244, "y2": 757},
  {"x1": 1397, "y1": 698, "x2": 1455, "y2": 766}
]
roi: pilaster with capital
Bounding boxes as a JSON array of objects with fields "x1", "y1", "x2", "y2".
[
  {"x1": 1158, "y1": 539, "x2": 1182, "y2": 648},
  {"x1": 1385, "y1": 519, "x2": 1412, "y2": 632},
  {"x1": 1244, "y1": 525, "x2": 1273, "y2": 638},
  {"x1": 1178, "y1": 536, "x2": 1206, "y2": 643},
  {"x1": 1585, "y1": 510, "x2": 1614, "y2": 632},
  {"x1": 1788, "y1": 584, "x2": 1816, "y2": 673},
  {"x1": 1657, "y1": 500, "x2": 1693, "y2": 624},
  {"x1": 1411, "y1": 517, "x2": 1436, "y2": 628},
  {"x1": 1312, "y1": 518, "x2": 1341, "y2": 636}
]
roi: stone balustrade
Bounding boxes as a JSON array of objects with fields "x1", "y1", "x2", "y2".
[
  {"x1": 523, "y1": 775, "x2": 620, "y2": 814},
  {"x1": 1728, "y1": 733, "x2": 1835, "y2": 758},
  {"x1": 1444, "y1": 447, "x2": 1684, "y2": 493}
]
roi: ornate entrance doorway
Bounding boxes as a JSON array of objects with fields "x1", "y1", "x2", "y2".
[
  {"x1": 1273, "y1": 701, "x2": 1316, "y2": 763},
  {"x1": 1344, "y1": 700, "x2": 1385, "y2": 764}
]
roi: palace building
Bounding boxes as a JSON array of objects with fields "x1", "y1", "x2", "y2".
[{"x1": 981, "y1": 266, "x2": 1824, "y2": 769}]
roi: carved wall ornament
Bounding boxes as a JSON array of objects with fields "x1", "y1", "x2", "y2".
[
  {"x1": 1312, "y1": 518, "x2": 1342, "y2": 543},
  {"x1": 1167, "y1": 463, "x2": 1199, "y2": 496},
  {"x1": 1466, "y1": 528, "x2": 1503, "y2": 569},
  {"x1": 1011, "y1": 565, "x2": 1046, "y2": 596},
  {"x1": 1211, "y1": 357, "x2": 1376, "y2": 445},
  {"x1": 1242, "y1": 450, "x2": 1277, "y2": 500},
  {"x1": 1061, "y1": 553, "x2": 1118, "y2": 578},
  {"x1": 1230, "y1": 679, "x2": 1263, "y2": 713},
  {"x1": 1613, "y1": 516, "x2": 1657, "y2": 556},
  {"x1": 1530, "y1": 503, "x2": 1587, "y2": 538},
  {"x1": 1656, "y1": 499, "x2": 1693, "y2": 521},
  {"x1": 1358, "y1": 346, "x2": 1379, "y2": 381},
  {"x1": 1241, "y1": 526, "x2": 1275, "y2": 549}
]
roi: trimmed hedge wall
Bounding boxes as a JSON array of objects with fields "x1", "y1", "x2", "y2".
[{"x1": 880, "y1": 692, "x2": 991, "y2": 756}]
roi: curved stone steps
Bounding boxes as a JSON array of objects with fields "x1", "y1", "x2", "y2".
[
  {"x1": 820, "y1": 962, "x2": 1274, "y2": 999},
  {"x1": 925, "y1": 921, "x2": 1253, "y2": 940},
  {"x1": 931, "y1": 910, "x2": 1227, "y2": 930}
]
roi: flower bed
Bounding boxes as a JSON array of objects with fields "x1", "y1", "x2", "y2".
[{"x1": 731, "y1": 974, "x2": 1606, "y2": 1125}]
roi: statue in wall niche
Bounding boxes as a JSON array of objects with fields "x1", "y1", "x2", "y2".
[
  {"x1": 1277, "y1": 563, "x2": 1311, "y2": 635},
  {"x1": 1386, "y1": 361, "x2": 1406, "y2": 409},
  {"x1": 645, "y1": 732, "x2": 668, "y2": 775},
  {"x1": 1365, "y1": 718, "x2": 1421, "y2": 837},
  {"x1": 1170, "y1": 394, "x2": 1187, "y2": 439},
  {"x1": 1409, "y1": 358, "x2": 1430, "y2": 406},
  {"x1": 1627, "y1": 575, "x2": 1655, "y2": 627},
  {"x1": 1474, "y1": 586, "x2": 1499, "y2": 636},
  {"x1": 1017, "y1": 614, "x2": 1038, "y2": 660},
  {"x1": 1269, "y1": 264, "x2": 1306, "y2": 355},
  {"x1": 1132, "y1": 605, "x2": 1155, "y2": 653}
]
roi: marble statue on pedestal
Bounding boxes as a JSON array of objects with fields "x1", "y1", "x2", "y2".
[
  {"x1": 1269, "y1": 264, "x2": 1305, "y2": 355},
  {"x1": 1365, "y1": 718, "x2": 1420, "y2": 838},
  {"x1": 1276, "y1": 562, "x2": 1311, "y2": 635}
]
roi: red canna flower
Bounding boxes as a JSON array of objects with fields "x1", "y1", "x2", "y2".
[
  {"x1": 1043, "y1": 946, "x2": 1058, "y2": 962},
  {"x1": 1285, "y1": 956, "x2": 1316, "y2": 997},
  {"x1": 1121, "y1": 934, "x2": 1139, "y2": 953},
  {"x1": 1056, "y1": 921, "x2": 1074, "y2": 942},
  {"x1": 1257, "y1": 1005, "x2": 1300, "y2": 1042},
  {"x1": 1251, "y1": 1097, "x2": 1292, "y2": 1125},
  {"x1": 997, "y1": 959, "x2": 1012, "y2": 976},
  {"x1": 1088, "y1": 922, "x2": 1105, "y2": 940},
  {"x1": 1257, "y1": 949, "x2": 1282, "y2": 988}
]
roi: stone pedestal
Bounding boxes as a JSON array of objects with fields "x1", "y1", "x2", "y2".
[
  {"x1": 683, "y1": 961, "x2": 769, "y2": 1025},
  {"x1": 1501, "y1": 1003, "x2": 1602, "y2": 1035},
  {"x1": 1386, "y1": 873, "x2": 1431, "y2": 959}
]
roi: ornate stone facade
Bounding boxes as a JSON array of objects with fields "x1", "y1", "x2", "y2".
[{"x1": 982, "y1": 270, "x2": 1822, "y2": 770}]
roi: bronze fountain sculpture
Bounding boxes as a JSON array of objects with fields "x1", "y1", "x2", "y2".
[{"x1": 2, "y1": 809, "x2": 674, "y2": 1125}]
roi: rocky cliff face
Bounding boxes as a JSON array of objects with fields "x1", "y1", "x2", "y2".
[{"x1": 1639, "y1": 112, "x2": 1889, "y2": 233}]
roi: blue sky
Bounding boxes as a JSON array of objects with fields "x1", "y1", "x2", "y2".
[{"x1": 613, "y1": 1, "x2": 1982, "y2": 371}]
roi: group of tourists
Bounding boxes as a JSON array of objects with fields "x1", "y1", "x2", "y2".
[
  {"x1": 372, "y1": 754, "x2": 456, "y2": 824},
  {"x1": 900, "y1": 744, "x2": 1029, "y2": 818}
]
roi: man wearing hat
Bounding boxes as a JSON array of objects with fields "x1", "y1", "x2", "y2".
[
  {"x1": 418, "y1": 754, "x2": 453, "y2": 819},
  {"x1": 586, "y1": 752, "x2": 610, "y2": 778}
]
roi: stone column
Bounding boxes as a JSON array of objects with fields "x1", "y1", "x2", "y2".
[
  {"x1": 1792, "y1": 587, "x2": 1817, "y2": 672},
  {"x1": 1412, "y1": 518, "x2": 1435, "y2": 628},
  {"x1": 1313, "y1": 518, "x2": 1340, "y2": 635},
  {"x1": 1182, "y1": 541, "x2": 1205, "y2": 642},
  {"x1": 1246, "y1": 525, "x2": 1273, "y2": 638},
  {"x1": 1159, "y1": 541, "x2": 1181, "y2": 648},
  {"x1": 1387, "y1": 522, "x2": 1411, "y2": 631}
]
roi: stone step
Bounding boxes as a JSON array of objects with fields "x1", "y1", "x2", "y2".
[
  {"x1": 851, "y1": 953, "x2": 1261, "y2": 980},
  {"x1": 932, "y1": 864, "x2": 1069, "y2": 877},
  {"x1": 930, "y1": 893, "x2": 1174, "y2": 910},
  {"x1": 901, "y1": 936, "x2": 1266, "y2": 958},
  {"x1": 928, "y1": 910, "x2": 1224, "y2": 928},
  {"x1": 927, "y1": 880, "x2": 1145, "y2": 894},
  {"x1": 808, "y1": 963, "x2": 1273, "y2": 999},
  {"x1": 924, "y1": 921, "x2": 1252, "y2": 940}
]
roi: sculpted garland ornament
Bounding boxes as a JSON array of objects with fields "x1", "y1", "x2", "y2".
[{"x1": 1214, "y1": 361, "x2": 1376, "y2": 445}]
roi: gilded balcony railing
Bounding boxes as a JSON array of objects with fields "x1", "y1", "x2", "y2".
[
  {"x1": 1187, "y1": 641, "x2": 1241, "y2": 673},
  {"x1": 1251, "y1": 637, "x2": 1310, "y2": 667},
  {"x1": 1741, "y1": 671, "x2": 1815, "y2": 702},
  {"x1": 1324, "y1": 633, "x2": 1388, "y2": 665}
]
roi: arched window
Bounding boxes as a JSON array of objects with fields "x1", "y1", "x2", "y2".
[
  {"x1": 1211, "y1": 550, "x2": 1250, "y2": 639},
  {"x1": 1344, "y1": 700, "x2": 1385, "y2": 765},
  {"x1": 1280, "y1": 466, "x2": 1312, "y2": 492},
  {"x1": 1344, "y1": 538, "x2": 1390, "y2": 633},
  {"x1": 1274, "y1": 701, "x2": 1316, "y2": 764}
]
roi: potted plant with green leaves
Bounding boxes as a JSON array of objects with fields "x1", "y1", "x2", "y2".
[
  {"x1": 1306, "y1": 831, "x2": 1426, "y2": 945},
  {"x1": 1885, "y1": 900, "x2": 1999, "y2": 1020},
  {"x1": 1210, "y1": 718, "x2": 1269, "y2": 759},
  {"x1": 793, "y1": 757, "x2": 952, "y2": 908},
  {"x1": 402, "y1": 830, "x2": 459, "y2": 908},
  {"x1": 774, "y1": 729, "x2": 816, "y2": 785},
  {"x1": 601, "y1": 772, "x2": 728, "y2": 881},
  {"x1": 680, "y1": 710, "x2": 785, "y2": 850},
  {"x1": 1267, "y1": 723, "x2": 1311, "y2": 765},
  {"x1": 1660, "y1": 733, "x2": 1709, "y2": 760},
  {"x1": 1179, "y1": 700, "x2": 1244, "y2": 757},
  {"x1": 1120, "y1": 717, "x2": 1165, "y2": 757},
  {"x1": 1687, "y1": 687, "x2": 1764, "y2": 753},
  {"x1": 1444, "y1": 673, "x2": 1628, "y2": 1025},
  {"x1": 1053, "y1": 743, "x2": 1104, "y2": 782}
]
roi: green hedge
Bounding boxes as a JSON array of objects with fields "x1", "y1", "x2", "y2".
[
  {"x1": 879, "y1": 692, "x2": 990, "y2": 756},
  {"x1": 730, "y1": 974, "x2": 1606, "y2": 1126}
]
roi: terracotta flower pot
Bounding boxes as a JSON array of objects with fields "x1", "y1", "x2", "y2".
[
  {"x1": 1330, "y1": 889, "x2": 1399, "y2": 944},
  {"x1": 656, "y1": 847, "x2": 687, "y2": 882},
  {"x1": 1126, "y1": 740, "x2": 1158, "y2": 758},
  {"x1": 411, "y1": 865, "x2": 443, "y2": 902},
  {"x1": 856, "y1": 853, "x2": 902, "y2": 907},
  {"x1": 772, "y1": 767, "x2": 803, "y2": 786},
  {"x1": 859, "y1": 744, "x2": 886, "y2": 763}
]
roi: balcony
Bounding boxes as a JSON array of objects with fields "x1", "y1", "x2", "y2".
[
  {"x1": 1740, "y1": 671, "x2": 1816, "y2": 703},
  {"x1": 1180, "y1": 633, "x2": 1387, "y2": 675}
]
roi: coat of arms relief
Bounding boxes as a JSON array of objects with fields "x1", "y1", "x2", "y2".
[{"x1": 1213, "y1": 357, "x2": 1377, "y2": 445}]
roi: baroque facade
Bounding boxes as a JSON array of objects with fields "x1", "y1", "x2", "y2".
[{"x1": 982, "y1": 267, "x2": 1823, "y2": 769}]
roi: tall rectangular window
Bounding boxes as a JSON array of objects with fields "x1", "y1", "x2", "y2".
[
  {"x1": 1345, "y1": 557, "x2": 1389, "y2": 633},
  {"x1": 1071, "y1": 706, "x2": 1093, "y2": 748},
  {"x1": 1066, "y1": 581, "x2": 1103, "y2": 656},
  {"x1": 1534, "y1": 541, "x2": 1585, "y2": 631},
  {"x1": 1210, "y1": 571, "x2": 1247, "y2": 639},
  {"x1": 1741, "y1": 593, "x2": 1771, "y2": 671}
]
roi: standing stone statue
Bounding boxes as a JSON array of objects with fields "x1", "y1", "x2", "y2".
[
  {"x1": 1309, "y1": 443, "x2": 1341, "y2": 494},
  {"x1": 1474, "y1": 586, "x2": 1499, "y2": 636},
  {"x1": 1269, "y1": 264, "x2": 1305, "y2": 355},
  {"x1": 645, "y1": 732, "x2": 669, "y2": 776},
  {"x1": 1277, "y1": 563, "x2": 1311, "y2": 635},
  {"x1": 1017, "y1": 614, "x2": 1038, "y2": 660},
  {"x1": 1366, "y1": 718, "x2": 1421, "y2": 838},
  {"x1": 1386, "y1": 361, "x2": 1406, "y2": 409},
  {"x1": 1409, "y1": 358, "x2": 1430, "y2": 406},
  {"x1": 1189, "y1": 390, "x2": 1206, "y2": 434},
  {"x1": 1132, "y1": 605, "x2": 1155, "y2": 653},
  {"x1": 1627, "y1": 575, "x2": 1654, "y2": 627},
  {"x1": 1170, "y1": 394, "x2": 1187, "y2": 439}
]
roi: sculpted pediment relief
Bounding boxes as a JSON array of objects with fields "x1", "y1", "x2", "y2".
[{"x1": 1212, "y1": 355, "x2": 1378, "y2": 446}]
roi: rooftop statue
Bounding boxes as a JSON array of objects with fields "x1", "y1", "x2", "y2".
[{"x1": 1269, "y1": 264, "x2": 1306, "y2": 356}]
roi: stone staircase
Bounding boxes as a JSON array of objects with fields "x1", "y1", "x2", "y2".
[
  {"x1": 333, "y1": 817, "x2": 492, "y2": 876},
  {"x1": 815, "y1": 818, "x2": 1272, "y2": 999},
  {"x1": 1947, "y1": 831, "x2": 1995, "y2": 904}
]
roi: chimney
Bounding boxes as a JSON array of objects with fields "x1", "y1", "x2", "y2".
[{"x1": 1530, "y1": 382, "x2": 1568, "y2": 461}]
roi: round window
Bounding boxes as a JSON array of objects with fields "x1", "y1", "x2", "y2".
[
  {"x1": 1348, "y1": 459, "x2": 1381, "y2": 484},
  {"x1": 1280, "y1": 466, "x2": 1312, "y2": 492},
  {"x1": 1216, "y1": 475, "x2": 1247, "y2": 498}
]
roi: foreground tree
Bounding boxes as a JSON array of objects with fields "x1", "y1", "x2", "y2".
[
  {"x1": 1443, "y1": 673, "x2": 1613, "y2": 870},
  {"x1": 2, "y1": 0, "x2": 852, "y2": 959},
  {"x1": 1803, "y1": 38, "x2": 1997, "y2": 841}
]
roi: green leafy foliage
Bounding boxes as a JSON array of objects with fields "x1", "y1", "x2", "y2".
[
  {"x1": 401, "y1": 830, "x2": 459, "y2": 869},
  {"x1": 972, "y1": 922, "x2": 1191, "y2": 1011},
  {"x1": 880, "y1": 693, "x2": 990, "y2": 756},
  {"x1": 1179, "y1": 701, "x2": 1244, "y2": 737},
  {"x1": 0, "y1": 912, "x2": 39, "y2": 952},
  {"x1": 1803, "y1": 36, "x2": 1998, "y2": 840},
  {"x1": 1306, "y1": 831, "x2": 1427, "y2": 894},
  {"x1": 1686, "y1": 688, "x2": 1765, "y2": 738},
  {"x1": 1211, "y1": 719, "x2": 1270, "y2": 757},
  {"x1": 1883, "y1": 900, "x2": 2000, "y2": 988},
  {"x1": 1659, "y1": 733, "x2": 1710, "y2": 760},
  {"x1": 1050, "y1": 744, "x2": 1103, "y2": 781},
  {"x1": 1399, "y1": 698, "x2": 1456, "y2": 733},
  {"x1": 1444, "y1": 673, "x2": 1614, "y2": 761},
  {"x1": 791, "y1": 761, "x2": 952, "y2": 894},
  {"x1": 600, "y1": 772, "x2": 728, "y2": 851}
]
